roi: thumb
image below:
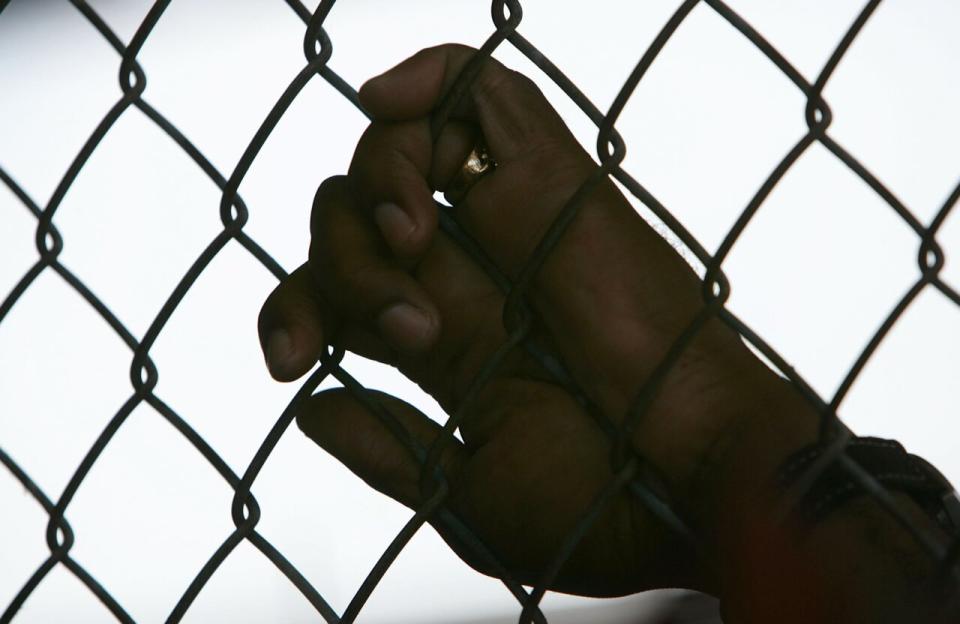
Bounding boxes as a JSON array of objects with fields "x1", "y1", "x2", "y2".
[{"x1": 296, "y1": 388, "x2": 466, "y2": 510}]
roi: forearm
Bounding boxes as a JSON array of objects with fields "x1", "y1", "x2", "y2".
[{"x1": 697, "y1": 377, "x2": 958, "y2": 623}]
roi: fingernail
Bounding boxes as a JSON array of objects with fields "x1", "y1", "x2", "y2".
[
  {"x1": 266, "y1": 328, "x2": 295, "y2": 378},
  {"x1": 377, "y1": 303, "x2": 436, "y2": 352},
  {"x1": 374, "y1": 202, "x2": 415, "y2": 248}
]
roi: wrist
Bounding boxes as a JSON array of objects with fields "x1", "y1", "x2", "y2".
[
  {"x1": 681, "y1": 365, "x2": 818, "y2": 557},
  {"x1": 685, "y1": 368, "x2": 957, "y2": 622}
]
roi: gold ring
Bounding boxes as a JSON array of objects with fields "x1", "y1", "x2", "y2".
[{"x1": 443, "y1": 141, "x2": 497, "y2": 206}]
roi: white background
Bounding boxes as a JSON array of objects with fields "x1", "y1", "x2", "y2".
[{"x1": 1, "y1": 0, "x2": 958, "y2": 622}]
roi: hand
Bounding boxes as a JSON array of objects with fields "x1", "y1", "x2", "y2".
[{"x1": 258, "y1": 44, "x2": 803, "y2": 598}]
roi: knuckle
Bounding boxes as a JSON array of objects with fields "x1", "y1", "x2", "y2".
[
  {"x1": 473, "y1": 67, "x2": 572, "y2": 154},
  {"x1": 308, "y1": 238, "x2": 340, "y2": 292},
  {"x1": 473, "y1": 64, "x2": 515, "y2": 103},
  {"x1": 437, "y1": 42, "x2": 476, "y2": 55},
  {"x1": 311, "y1": 175, "x2": 348, "y2": 232},
  {"x1": 351, "y1": 122, "x2": 384, "y2": 169},
  {"x1": 508, "y1": 69, "x2": 543, "y2": 97},
  {"x1": 473, "y1": 66, "x2": 541, "y2": 106},
  {"x1": 429, "y1": 43, "x2": 477, "y2": 70},
  {"x1": 313, "y1": 175, "x2": 347, "y2": 206},
  {"x1": 352, "y1": 122, "x2": 428, "y2": 198}
]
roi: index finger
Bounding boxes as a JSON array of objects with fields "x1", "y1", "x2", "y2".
[{"x1": 358, "y1": 44, "x2": 579, "y2": 163}]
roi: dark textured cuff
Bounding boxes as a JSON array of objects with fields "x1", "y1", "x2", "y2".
[{"x1": 778, "y1": 436, "x2": 960, "y2": 535}]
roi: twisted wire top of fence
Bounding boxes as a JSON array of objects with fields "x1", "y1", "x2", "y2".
[{"x1": 1, "y1": 0, "x2": 958, "y2": 622}]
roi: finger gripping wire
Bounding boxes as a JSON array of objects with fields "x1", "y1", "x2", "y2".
[{"x1": 1, "y1": 1, "x2": 958, "y2": 623}]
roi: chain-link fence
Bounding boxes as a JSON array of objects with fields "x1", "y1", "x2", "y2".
[{"x1": 1, "y1": 0, "x2": 958, "y2": 622}]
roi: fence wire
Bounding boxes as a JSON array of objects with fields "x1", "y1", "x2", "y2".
[{"x1": 1, "y1": 0, "x2": 959, "y2": 622}]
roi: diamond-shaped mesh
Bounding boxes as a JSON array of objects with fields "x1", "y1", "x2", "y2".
[{"x1": 1, "y1": 0, "x2": 958, "y2": 622}]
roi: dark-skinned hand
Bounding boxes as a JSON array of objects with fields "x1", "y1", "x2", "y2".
[{"x1": 257, "y1": 45, "x2": 952, "y2": 622}]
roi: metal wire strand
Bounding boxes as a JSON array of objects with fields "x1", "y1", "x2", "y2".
[{"x1": 1, "y1": 0, "x2": 958, "y2": 622}]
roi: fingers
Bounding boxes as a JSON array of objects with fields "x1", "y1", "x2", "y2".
[
  {"x1": 347, "y1": 119, "x2": 437, "y2": 261},
  {"x1": 358, "y1": 44, "x2": 577, "y2": 163},
  {"x1": 258, "y1": 264, "x2": 327, "y2": 381},
  {"x1": 258, "y1": 175, "x2": 444, "y2": 381},
  {"x1": 356, "y1": 45, "x2": 724, "y2": 422},
  {"x1": 259, "y1": 262, "x2": 399, "y2": 380},
  {"x1": 261, "y1": 172, "x2": 523, "y2": 411},
  {"x1": 310, "y1": 173, "x2": 529, "y2": 412},
  {"x1": 349, "y1": 117, "x2": 483, "y2": 264},
  {"x1": 353, "y1": 43, "x2": 594, "y2": 275},
  {"x1": 297, "y1": 387, "x2": 501, "y2": 577},
  {"x1": 310, "y1": 176, "x2": 441, "y2": 354},
  {"x1": 297, "y1": 388, "x2": 467, "y2": 510}
]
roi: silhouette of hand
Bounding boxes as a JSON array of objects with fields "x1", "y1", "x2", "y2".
[{"x1": 258, "y1": 44, "x2": 797, "y2": 597}]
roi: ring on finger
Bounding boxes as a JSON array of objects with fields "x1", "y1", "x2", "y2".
[{"x1": 443, "y1": 140, "x2": 497, "y2": 206}]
